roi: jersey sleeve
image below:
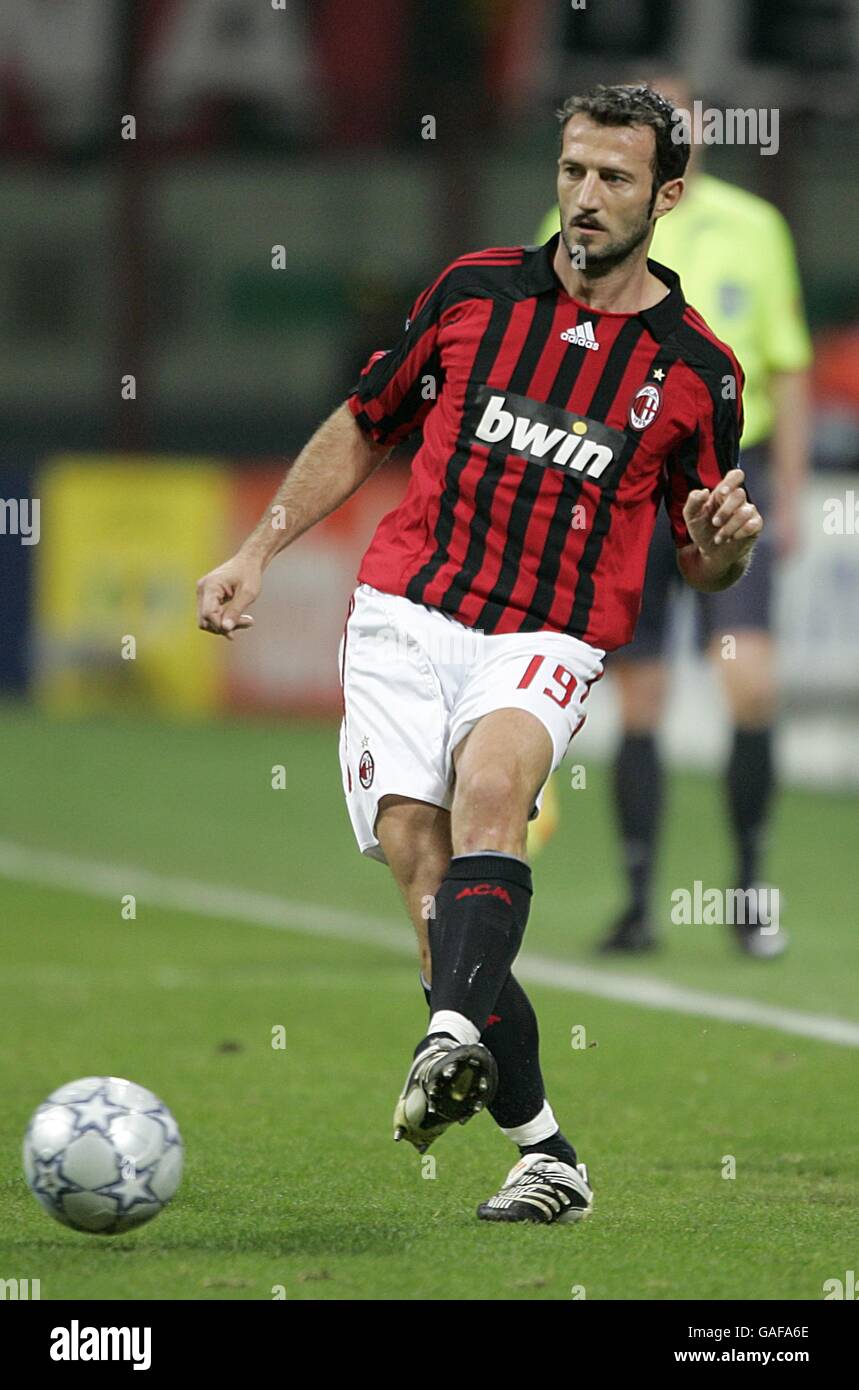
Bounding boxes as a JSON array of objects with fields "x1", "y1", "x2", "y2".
[
  {"x1": 757, "y1": 208, "x2": 813, "y2": 375},
  {"x1": 346, "y1": 271, "x2": 449, "y2": 447},
  {"x1": 664, "y1": 357, "x2": 745, "y2": 548}
]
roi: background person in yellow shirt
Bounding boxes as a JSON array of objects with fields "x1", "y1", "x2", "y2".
[{"x1": 533, "y1": 76, "x2": 812, "y2": 958}]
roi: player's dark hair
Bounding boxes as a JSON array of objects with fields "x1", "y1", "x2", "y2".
[{"x1": 556, "y1": 83, "x2": 690, "y2": 193}]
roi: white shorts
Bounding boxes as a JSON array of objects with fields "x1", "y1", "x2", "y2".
[{"x1": 337, "y1": 583, "x2": 605, "y2": 863}]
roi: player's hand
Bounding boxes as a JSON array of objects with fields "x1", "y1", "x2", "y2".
[
  {"x1": 196, "y1": 553, "x2": 262, "y2": 640},
  {"x1": 683, "y1": 469, "x2": 762, "y2": 567}
]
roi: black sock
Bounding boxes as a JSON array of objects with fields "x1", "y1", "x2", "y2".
[
  {"x1": 481, "y1": 973, "x2": 546, "y2": 1127},
  {"x1": 518, "y1": 1132, "x2": 579, "y2": 1167},
  {"x1": 614, "y1": 731, "x2": 663, "y2": 918},
  {"x1": 726, "y1": 727, "x2": 774, "y2": 888},
  {"x1": 418, "y1": 971, "x2": 577, "y2": 1168},
  {"x1": 427, "y1": 853, "x2": 532, "y2": 1033}
]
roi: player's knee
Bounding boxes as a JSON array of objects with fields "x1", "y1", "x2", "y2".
[
  {"x1": 615, "y1": 660, "x2": 666, "y2": 730},
  {"x1": 731, "y1": 678, "x2": 777, "y2": 727},
  {"x1": 376, "y1": 797, "x2": 438, "y2": 877},
  {"x1": 720, "y1": 641, "x2": 776, "y2": 724},
  {"x1": 452, "y1": 766, "x2": 528, "y2": 852},
  {"x1": 456, "y1": 764, "x2": 521, "y2": 818}
]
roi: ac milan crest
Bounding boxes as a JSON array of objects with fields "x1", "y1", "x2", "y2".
[
  {"x1": 629, "y1": 382, "x2": 662, "y2": 431},
  {"x1": 358, "y1": 749, "x2": 375, "y2": 789}
]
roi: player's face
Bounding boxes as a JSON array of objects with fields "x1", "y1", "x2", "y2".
[{"x1": 557, "y1": 116, "x2": 662, "y2": 273}]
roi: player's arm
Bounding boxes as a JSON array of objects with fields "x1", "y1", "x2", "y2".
[
  {"x1": 197, "y1": 404, "x2": 391, "y2": 638},
  {"x1": 669, "y1": 353, "x2": 757, "y2": 592},
  {"x1": 197, "y1": 261, "x2": 450, "y2": 639},
  {"x1": 676, "y1": 467, "x2": 763, "y2": 592}
]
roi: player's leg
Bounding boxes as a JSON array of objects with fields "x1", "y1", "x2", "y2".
[
  {"x1": 441, "y1": 637, "x2": 603, "y2": 1221},
  {"x1": 375, "y1": 792, "x2": 502, "y2": 1154},
  {"x1": 431, "y1": 706, "x2": 551, "y2": 1022},
  {"x1": 391, "y1": 707, "x2": 550, "y2": 1152},
  {"x1": 440, "y1": 709, "x2": 591, "y2": 1221},
  {"x1": 338, "y1": 585, "x2": 499, "y2": 1149},
  {"x1": 701, "y1": 448, "x2": 784, "y2": 957},
  {"x1": 598, "y1": 508, "x2": 676, "y2": 952},
  {"x1": 375, "y1": 789, "x2": 570, "y2": 1180},
  {"x1": 374, "y1": 794, "x2": 452, "y2": 984},
  {"x1": 344, "y1": 589, "x2": 599, "y2": 1217},
  {"x1": 707, "y1": 626, "x2": 783, "y2": 955},
  {"x1": 708, "y1": 625, "x2": 777, "y2": 887},
  {"x1": 604, "y1": 656, "x2": 668, "y2": 950},
  {"x1": 447, "y1": 711, "x2": 593, "y2": 1222}
]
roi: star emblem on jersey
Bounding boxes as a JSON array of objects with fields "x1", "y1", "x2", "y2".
[
  {"x1": 560, "y1": 321, "x2": 599, "y2": 351},
  {"x1": 652, "y1": 367, "x2": 665, "y2": 381},
  {"x1": 628, "y1": 382, "x2": 662, "y2": 431}
]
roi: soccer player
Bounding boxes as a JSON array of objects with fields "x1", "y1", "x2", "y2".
[
  {"x1": 536, "y1": 77, "x2": 811, "y2": 958},
  {"x1": 197, "y1": 85, "x2": 761, "y2": 1224}
]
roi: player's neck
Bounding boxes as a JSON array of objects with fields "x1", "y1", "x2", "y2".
[{"x1": 552, "y1": 243, "x2": 668, "y2": 315}]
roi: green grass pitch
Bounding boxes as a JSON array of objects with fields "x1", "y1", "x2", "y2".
[{"x1": 0, "y1": 705, "x2": 857, "y2": 1300}]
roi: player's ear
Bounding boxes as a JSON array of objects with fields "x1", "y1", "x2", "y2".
[{"x1": 653, "y1": 177, "x2": 684, "y2": 220}]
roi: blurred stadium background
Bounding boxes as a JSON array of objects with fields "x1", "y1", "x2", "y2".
[
  {"x1": 1, "y1": 0, "x2": 858, "y2": 772},
  {"x1": 1, "y1": 0, "x2": 858, "y2": 1301}
]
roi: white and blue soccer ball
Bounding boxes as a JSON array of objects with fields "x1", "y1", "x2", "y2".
[{"x1": 22, "y1": 1076, "x2": 183, "y2": 1235}]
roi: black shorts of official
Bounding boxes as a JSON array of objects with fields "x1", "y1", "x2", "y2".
[{"x1": 621, "y1": 443, "x2": 772, "y2": 660}]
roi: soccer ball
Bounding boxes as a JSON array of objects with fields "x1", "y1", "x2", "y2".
[{"x1": 22, "y1": 1076, "x2": 183, "y2": 1235}]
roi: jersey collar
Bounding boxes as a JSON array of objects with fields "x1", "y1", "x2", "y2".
[{"x1": 516, "y1": 233, "x2": 686, "y2": 343}]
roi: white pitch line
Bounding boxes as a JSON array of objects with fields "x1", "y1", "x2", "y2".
[{"x1": 2, "y1": 838, "x2": 859, "y2": 1049}]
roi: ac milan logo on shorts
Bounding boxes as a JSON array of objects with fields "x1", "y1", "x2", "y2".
[
  {"x1": 358, "y1": 749, "x2": 375, "y2": 788},
  {"x1": 629, "y1": 383, "x2": 662, "y2": 431}
]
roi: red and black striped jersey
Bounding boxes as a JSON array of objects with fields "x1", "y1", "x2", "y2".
[{"x1": 346, "y1": 235, "x2": 744, "y2": 651}]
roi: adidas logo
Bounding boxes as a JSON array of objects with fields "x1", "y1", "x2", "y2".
[{"x1": 560, "y1": 321, "x2": 599, "y2": 351}]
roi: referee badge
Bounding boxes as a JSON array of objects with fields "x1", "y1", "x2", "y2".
[
  {"x1": 629, "y1": 383, "x2": 662, "y2": 431},
  {"x1": 718, "y1": 282, "x2": 746, "y2": 318}
]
